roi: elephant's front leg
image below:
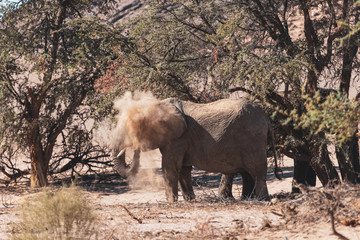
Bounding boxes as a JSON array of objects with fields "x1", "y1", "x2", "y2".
[
  {"x1": 179, "y1": 166, "x2": 195, "y2": 201},
  {"x1": 160, "y1": 141, "x2": 187, "y2": 203},
  {"x1": 162, "y1": 167, "x2": 179, "y2": 203}
]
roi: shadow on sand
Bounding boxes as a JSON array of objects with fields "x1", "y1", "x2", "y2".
[
  {"x1": 191, "y1": 166, "x2": 294, "y2": 189},
  {"x1": 46, "y1": 165, "x2": 294, "y2": 196}
]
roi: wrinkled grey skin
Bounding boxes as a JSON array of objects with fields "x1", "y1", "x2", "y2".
[{"x1": 113, "y1": 98, "x2": 280, "y2": 202}]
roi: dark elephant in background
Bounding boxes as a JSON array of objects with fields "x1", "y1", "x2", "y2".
[{"x1": 111, "y1": 95, "x2": 281, "y2": 202}]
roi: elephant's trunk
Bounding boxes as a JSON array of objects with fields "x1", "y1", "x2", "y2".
[{"x1": 113, "y1": 148, "x2": 140, "y2": 178}]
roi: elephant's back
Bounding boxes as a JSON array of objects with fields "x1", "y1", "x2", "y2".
[
  {"x1": 183, "y1": 98, "x2": 268, "y2": 134},
  {"x1": 183, "y1": 98, "x2": 249, "y2": 112},
  {"x1": 183, "y1": 98, "x2": 268, "y2": 144}
]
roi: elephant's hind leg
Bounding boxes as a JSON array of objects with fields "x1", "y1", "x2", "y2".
[
  {"x1": 252, "y1": 174, "x2": 270, "y2": 201},
  {"x1": 241, "y1": 171, "x2": 255, "y2": 200},
  {"x1": 247, "y1": 151, "x2": 270, "y2": 201},
  {"x1": 179, "y1": 166, "x2": 195, "y2": 201},
  {"x1": 218, "y1": 174, "x2": 235, "y2": 199}
]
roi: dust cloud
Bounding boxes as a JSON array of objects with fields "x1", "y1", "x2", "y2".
[
  {"x1": 125, "y1": 149, "x2": 164, "y2": 191},
  {"x1": 95, "y1": 91, "x2": 184, "y2": 191},
  {"x1": 111, "y1": 91, "x2": 186, "y2": 152}
]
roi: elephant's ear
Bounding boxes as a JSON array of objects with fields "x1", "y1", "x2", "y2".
[{"x1": 125, "y1": 100, "x2": 187, "y2": 151}]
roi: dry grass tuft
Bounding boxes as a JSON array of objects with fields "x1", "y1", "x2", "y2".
[{"x1": 11, "y1": 185, "x2": 98, "y2": 240}]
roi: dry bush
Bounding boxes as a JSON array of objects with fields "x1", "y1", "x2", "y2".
[{"x1": 11, "y1": 185, "x2": 98, "y2": 240}]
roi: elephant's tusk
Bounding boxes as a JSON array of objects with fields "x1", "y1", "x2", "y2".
[{"x1": 116, "y1": 148, "x2": 126, "y2": 158}]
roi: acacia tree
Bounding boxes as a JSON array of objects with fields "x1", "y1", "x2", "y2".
[
  {"x1": 107, "y1": 0, "x2": 360, "y2": 187},
  {"x1": 232, "y1": 0, "x2": 360, "y2": 187},
  {"x1": 0, "y1": 0, "x2": 120, "y2": 187}
]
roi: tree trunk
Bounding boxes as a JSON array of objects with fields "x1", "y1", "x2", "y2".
[
  {"x1": 292, "y1": 157, "x2": 316, "y2": 193},
  {"x1": 336, "y1": 134, "x2": 360, "y2": 184},
  {"x1": 309, "y1": 144, "x2": 340, "y2": 186},
  {"x1": 26, "y1": 106, "x2": 50, "y2": 187},
  {"x1": 306, "y1": 70, "x2": 318, "y2": 94},
  {"x1": 28, "y1": 125, "x2": 49, "y2": 187},
  {"x1": 357, "y1": 122, "x2": 360, "y2": 180},
  {"x1": 290, "y1": 141, "x2": 340, "y2": 190},
  {"x1": 339, "y1": 17, "x2": 359, "y2": 96},
  {"x1": 30, "y1": 154, "x2": 49, "y2": 187},
  {"x1": 28, "y1": 125, "x2": 50, "y2": 187}
]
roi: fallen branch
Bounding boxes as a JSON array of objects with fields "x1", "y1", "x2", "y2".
[
  {"x1": 119, "y1": 204, "x2": 143, "y2": 224},
  {"x1": 271, "y1": 210, "x2": 284, "y2": 217},
  {"x1": 329, "y1": 200, "x2": 349, "y2": 240}
]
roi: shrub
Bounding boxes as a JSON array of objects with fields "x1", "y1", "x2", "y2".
[{"x1": 11, "y1": 185, "x2": 98, "y2": 240}]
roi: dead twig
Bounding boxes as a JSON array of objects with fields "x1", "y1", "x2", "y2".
[
  {"x1": 328, "y1": 197, "x2": 349, "y2": 240},
  {"x1": 119, "y1": 204, "x2": 143, "y2": 224},
  {"x1": 271, "y1": 210, "x2": 284, "y2": 217}
]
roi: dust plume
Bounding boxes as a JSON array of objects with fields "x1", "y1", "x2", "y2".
[
  {"x1": 126, "y1": 149, "x2": 164, "y2": 191},
  {"x1": 110, "y1": 91, "x2": 186, "y2": 152},
  {"x1": 97, "y1": 91, "x2": 186, "y2": 191}
]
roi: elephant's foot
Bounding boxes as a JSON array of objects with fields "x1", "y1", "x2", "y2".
[
  {"x1": 179, "y1": 166, "x2": 195, "y2": 201},
  {"x1": 163, "y1": 178, "x2": 179, "y2": 203},
  {"x1": 241, "y1": 193, "x2": 270, "y2": 201},
  {"x1": 218, "y1": 174, "x2": 234, "y2": 200},
  {"x1": 166, "y1": 196, "x2": 178, "y2": 203},
  {"x1": 253, "y1": 180, "x2": 270, "y2": 201},
  {"x1": 292, "y1": 160, "x2": 316, "y2": 193},
  {"x1": 182, "y1": 192, "x2": 195, "y2": 201},
  {"x1": 165, "y1": 190, "x2": 178, "y2": 203},
  {"x1": 163, "y1": 167, "x2": 180, "y2": 203},
  {"x1": 219, "y1": 189, "x2": 234, "y2": 200},
  {"x1": 262, "y1": 194, "x2": 271, "y2": 201}
]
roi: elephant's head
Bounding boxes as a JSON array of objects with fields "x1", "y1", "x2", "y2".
[{"x1": 110, "y1": 92, "x2": 187, "y2": 178}]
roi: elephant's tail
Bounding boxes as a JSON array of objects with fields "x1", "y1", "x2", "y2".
[{"x1": 269, "y1": 126, "x2": 282, "y2": 180}]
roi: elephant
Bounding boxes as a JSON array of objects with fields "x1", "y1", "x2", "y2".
[{"x1": 111, "y1": 96, "x2": 281, "y2": 202}]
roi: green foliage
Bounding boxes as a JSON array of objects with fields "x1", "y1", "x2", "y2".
[
  {"x1": 106, "y1": 0, "x2": 235, "y2": 102},
  {"x1": 108, "y1": 0, "x2": 311, "y2": 105},
  {"x1": 115, "y1": 0, "x2": 359, "y2": 128},
  {"x1": 107, "y1": 1, "x2": 360, "y2": 185},
  {"x1": 11, "y1": 185, "x2": 98, "y2": 240},
  {"x1": 289, "y1": 91, "x2": 360, "y2": 144}
]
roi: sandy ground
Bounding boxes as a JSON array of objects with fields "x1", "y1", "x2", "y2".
[
  {"x1": 1, "y1": 1, "x2": 359, "y2": 239},
  {"x1": 1, "y1": 154, "x2": 360, "y2": 240}
]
